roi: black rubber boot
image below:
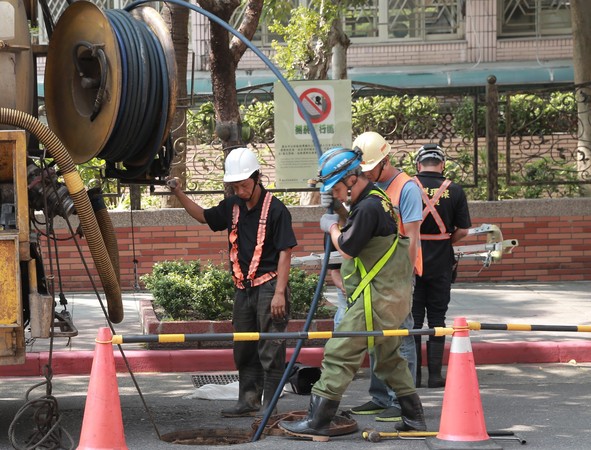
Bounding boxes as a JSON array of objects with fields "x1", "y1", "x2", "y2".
[
  {"x1": 414, "y1": 336, "x2": 422, "y2": 388},
  {"x1": 278, "y1": 393, "x2": 340, "y2": 440},
  {"x1": 256, "y1": 376, "x2": 283, "y2": 417},
  {"x1": 394, "y1": 393, "x2": 427, "y2": 432},
  {"x1": 221, "y1": 375, "x2": 262, "y2": 417},
  {"x1": 427, "y1": 340, "x2": 446, "y2": 388}
]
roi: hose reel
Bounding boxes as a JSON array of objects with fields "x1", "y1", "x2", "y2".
[{"x1": 44, "y1": 1, "x2": 177, "y2": 181}]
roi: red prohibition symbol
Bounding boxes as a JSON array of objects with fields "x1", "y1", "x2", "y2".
[{"x1": 298, "y1": 88, "x2": 332, "y2": 124}]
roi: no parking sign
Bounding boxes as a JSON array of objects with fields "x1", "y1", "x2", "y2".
[
  {"x1": 297, "y1": 87, "x2": 332, "y2": 123},
  {"x1": 275, "y1": 80, "x2": 352, "y2": 188}
]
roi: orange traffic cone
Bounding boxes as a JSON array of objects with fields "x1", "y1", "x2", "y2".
[
  {"x1": 427, "y1": 317, "x2": 502, "y2": 450},
  {"x1": 77, "y1": 327, "x2": 128, "y2": 449}
]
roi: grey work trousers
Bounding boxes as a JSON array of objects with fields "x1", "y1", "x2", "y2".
[{"x1": 232, "y1": 279, "x2": 289, "y2": 379}]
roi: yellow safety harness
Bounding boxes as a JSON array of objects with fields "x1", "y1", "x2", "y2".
[{"x1": 344, "y1": 188, "x2": 399, "y2": 348}]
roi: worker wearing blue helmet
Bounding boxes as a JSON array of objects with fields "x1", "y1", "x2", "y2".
[{"x1": 279, "y1": 147, "x2": 426, "y2": 440}]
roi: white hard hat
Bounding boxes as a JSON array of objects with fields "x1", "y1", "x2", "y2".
[
  {"x1": 415, "y1": 143, "x2": 446, "y2": 164},
  {"x1": 354, "y1": 132, "x2": 391, "y2": 172},
  {"x1": 223, "y1": 147, "x2": 261, "y2": 182}
]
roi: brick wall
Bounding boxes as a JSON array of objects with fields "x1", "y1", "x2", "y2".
[
  {"x1": 40, "y1": 198, "x2": 591, "y2": 292},
  {"x1": 496, "y1": 37, "x2": 573, "y2": 61}
]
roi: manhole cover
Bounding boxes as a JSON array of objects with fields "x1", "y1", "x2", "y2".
[
  {"x1": 160, "y1": 427, "x2": 258, "y2": 445},
  {"x1": 191, "y1": 372, "x2": 239, "y2": 388}
]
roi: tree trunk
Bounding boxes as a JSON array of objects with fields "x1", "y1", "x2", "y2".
[
  {"x1": 130, "y1": 184, "x2": 142, "y2": 210},
  {"x1": 571, "y1": 0, "x2": 591, "y2": 195},
  {"x1": 161, "y1": 4, "x2": 189, "y2": 207},
  {"x1": 210, "y1": 18, "x2": 241, "y2": 150},
  {"x1": 330, "y1": 12, "x2": 350, "y2": 80},
  {"x1": 200, "y1": 0, "x2": 263, "y2": 195}
]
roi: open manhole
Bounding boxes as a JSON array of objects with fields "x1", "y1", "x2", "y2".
[{"x1": 160, "y1": 428, "x2": 259, "y2": 445}]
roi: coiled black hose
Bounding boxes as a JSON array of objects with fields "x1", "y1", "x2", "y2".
[{"x1": 101, "y1": 9, "x2": 170, "y2": 179}]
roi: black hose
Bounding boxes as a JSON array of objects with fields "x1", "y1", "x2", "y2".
[
  {"x1": 99, "y1": 9, "x2": 170, "y2": 180},
  {"x1": 252, "y1": 232, "x2": 333, "y2": 441},
  {"x1": 119, "y1": 0, "x2": 327, "y2": 440}
]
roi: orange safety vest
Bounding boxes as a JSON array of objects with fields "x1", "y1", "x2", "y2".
[
  {"x1": 414, "y1": 177, "x2": 452, "y2": 241},
  {"x1": 229, "y1": 191, "x2": 277, "y2": 289},
  {"x1": 385, "y1": 172, "x2": 423, "y2": 276}
]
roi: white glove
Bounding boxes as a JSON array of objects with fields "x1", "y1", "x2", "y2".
[
  {"x1": 320, "y1": 191, "x2": 334, "y2": 209},
  {"x1": 166, "y1": 177, "x2": 179, "y2": 191},
  {"x1": 320, "y1": 213, "x2": 339, "y2": 234}
]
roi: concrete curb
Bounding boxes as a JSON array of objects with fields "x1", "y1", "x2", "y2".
[{"x1": 2, "y1": 341, "x2": 590, "y2": 377}]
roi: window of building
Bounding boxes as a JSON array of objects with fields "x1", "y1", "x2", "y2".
[
  {"x1": 344, "y1": 0, "x2": 463, "y2": 42},
  {"x1": 499, "y1": 0, "x2": 571, "y2": 38},
  {"x1": 243, "y1": 0, "x2": 464, "y2": 47}
]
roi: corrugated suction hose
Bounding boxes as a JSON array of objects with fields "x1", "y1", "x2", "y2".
[
  {"x1": 0, "y1": 107, "x2": 123, "y2": 323},
  {"x1": 88, "y1": 187, "x2": 121, "y2": 286}
]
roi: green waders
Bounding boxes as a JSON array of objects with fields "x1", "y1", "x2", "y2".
[{"x1": 311, "y1": 232, "x2": 415, "y2": 400}]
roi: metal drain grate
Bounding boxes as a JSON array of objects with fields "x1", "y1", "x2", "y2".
[{"x1": 191, "y1": 372, "x2": 239, "y2": 388}]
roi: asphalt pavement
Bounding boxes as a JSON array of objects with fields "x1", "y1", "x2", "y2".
[
  {"x1": 1, "y1": 363, "x2": 590, "y2": 449},
  {"x1": 1, "y1": 281, "x2": 591, "y2": 449}
]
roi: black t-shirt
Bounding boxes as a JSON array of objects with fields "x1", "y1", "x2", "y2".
[
  {"x1": 415, "y1": 171, "x2": 472, "y2": 276},
  {"x1": 338, "y1": 183, "x2": 398, "y2": 258},
  {"x1": 204, "y1": 187, "x2": 297, "y2": 279}
]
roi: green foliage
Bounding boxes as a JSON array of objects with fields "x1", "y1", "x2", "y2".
[
  {"x1": 399, "y1": 145, "x2": 581, "y2": 200},
  {"x1": 351, "y1": 95, "x2": 439, "y2": 138},
  {"x1": 148, "y1": 259, "x2": 202, "y2": 278},
  {"x1": 141, "y1": 260, "x2": 209, "y2": 320},
  {"x1": 456, "y1": 147, "x2": 582, "y2": 200},
  {"x1": 452, "y1": 97, "x2": 486, "y2": 138},
  {"x1": 191, "y1": 264, "x2": 236, "y2": 319},
  {"x1": 187, "y1": 102, "x2": 216, "y2": 141},
  {"x1": 141, "y1": 260, "x2": 331, "y2": 321},
  {"x1": 288, "y1": 267, "x2": 330, "y2": 319},
  {"x1": 242, "y1": 101, "x2": 275, "y2": 143},
  {"x1": 269, "y1": 3, "x2": 337, "y2": 80},
  {"x1": 141, "y1": 261, "x2": 233, "y2": 321},
  {"x1": 453, "y1": 92, "x2": 576, "y2": 138}
]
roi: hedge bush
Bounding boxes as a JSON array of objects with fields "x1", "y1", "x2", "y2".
[
  {"x1": 188, "y1": 91, "x2": 577, "y2": 144},
  {"x1": 141, "y1": 260, "x2": 331, "y2": 321}
]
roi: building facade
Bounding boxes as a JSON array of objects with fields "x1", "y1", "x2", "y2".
[{"x1": 190, "y1": 0, "x2": 574, "y2": 91}]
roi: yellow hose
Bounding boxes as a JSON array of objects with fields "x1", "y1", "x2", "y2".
[{"x1": 0, "y1": 108, "x2": 123, "y2": 323}]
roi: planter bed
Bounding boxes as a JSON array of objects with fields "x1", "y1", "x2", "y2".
[{"x1": 140, "y1": 300, "x2": 335, "y2": 350}]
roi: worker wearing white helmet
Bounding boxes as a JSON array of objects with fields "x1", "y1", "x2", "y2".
[{"x1": 168, "y1": 146, "x2": 297, "y2": 418}]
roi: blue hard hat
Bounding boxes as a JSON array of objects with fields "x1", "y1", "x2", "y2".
[{"x1": 317, "y1": 147, "x2": 362, "y2": 192}]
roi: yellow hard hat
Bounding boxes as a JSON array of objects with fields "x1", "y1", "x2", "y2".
[{"x1": 354, "y1": 132, "x2": 391, "y2": 172}]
